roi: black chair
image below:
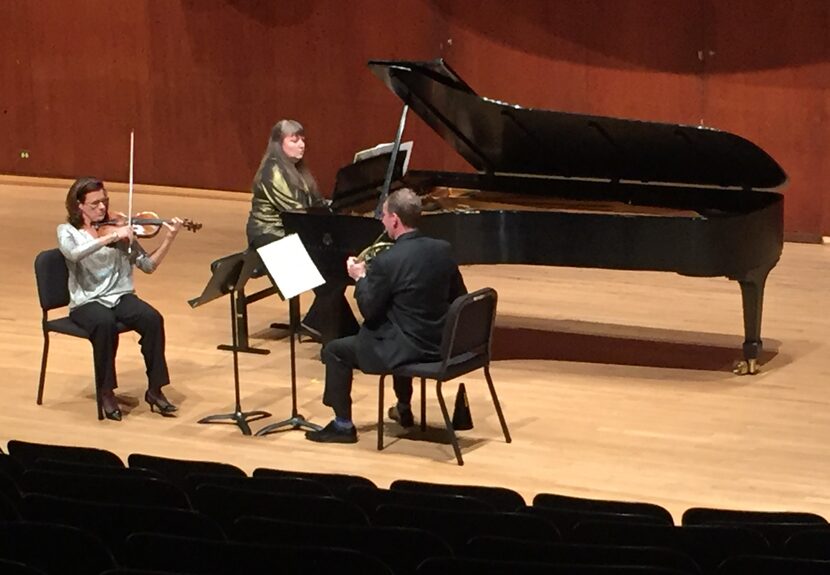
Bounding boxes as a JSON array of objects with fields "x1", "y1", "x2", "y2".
[
  {"x1": 373, "y1": 504, "x2": 560, "y2": 553},
  {"x1": 32, "y1": 458, "x2": 162, "y2": 479},
  {"x1": 571, "y1": 521, "x2": 771, "y2": 573},
  {"x1": 232, "y1": 516, "x2": 453, "y2": 575},
  {"x1": 784, "y1": 527, "x2": 830, "y2": 560},
  {"x1": 682, "y1": 507, "x2": 828, "y2": 549},
  {"x1": 20, "y1": 493, "x2": 225, "y2": 561},
  {"x1": 390, "y1": 479, "x2": 525, "y2": 512},
  {"x1": 347, "y1": 485, "x2": 494, "y2": 519},
  {"x1": 0, "y1": 453, "x2": 25, "y2": 480},
  {"x1": 185, "y1": 473, "x2": 332, "y2": 500},
  {"x1": 0, "y1": 520, "x2": 117, "y2": 575},
  {"x1": 124, "y1": 532, "x2": 393, "y2": 575},
  {"x1": 18, "y1": 469, "x2": 190, "y2": 509},
  {"x1": 463, "y1": 536, "x2": 702, "y2": 574},
  {"x1": 417, "y1": 556, "x2": 689, "y2": 575},
  {"x1": 533, "y1": 492, "x2": 674, "y2": 525},
  {"x1": 34, "y1": 248, "x2": 133, "y2": 420},
  {"x1": 376, "y1": 287, "x2": 510, "y2": 465},
  {"x1": 523, "y1": 505, "x2": 671, "y2": 534},
  {"x1": 191, "y1": 484, "x2": 369, "y2": 531},
  {"x1": 127, "y1": 452, "x2": 246, "y2": 490},
  {"x1": 716, "y1": 554, "x2": 830, "y2": 575},
  {"x1": 252, "y1": 466, "x2": 376, "y2": 498},
  {"x1": 8, "y1": 439, "x2": 124, "y2": 468},
  {"x1": 0, "y1": 559, "x2": 48, "y2": 575}
]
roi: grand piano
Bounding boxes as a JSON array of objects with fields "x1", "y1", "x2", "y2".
[{"x1": 283, "y1": 59, "x2": 786, "y2": 374}]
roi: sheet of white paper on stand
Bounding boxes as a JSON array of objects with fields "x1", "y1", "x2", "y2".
[{"x1": 255, "y1": 234, "x2": 325, "y2": 300}]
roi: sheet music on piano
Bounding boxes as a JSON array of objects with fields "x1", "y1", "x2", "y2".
[{"x1": 354, "y1": 140, "x2": 413, "y2": 174}]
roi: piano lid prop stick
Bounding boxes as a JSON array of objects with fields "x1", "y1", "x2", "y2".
[
  {"x1": 375, "y1": 104, "x2": 409, "y2": 219},
  {"x1": 127, "y1": 130, "x2": 135, "y2": 255}
]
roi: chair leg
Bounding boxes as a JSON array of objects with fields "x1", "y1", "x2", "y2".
[
  {"x1": 420, "y1": 377, "x2": 427, "y2": 431},
  {"x1": 484, "y1": 366, "x2": 511, "y2": 443},
  {"x1": 436, "y1": 380, "x2": 464, "y2": 466},
  {"x1": 377, "y1": 375, "x2": 386, "y2": 451},
  {"x1": 37, "y1": 331, "x2": 49, "y2": 405}
]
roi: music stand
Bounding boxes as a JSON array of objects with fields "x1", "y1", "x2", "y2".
[
  {"x1": 189, "y1": 251, "x2": 271, "y2": 435},
  {"x1": 253, "y1": 234, "x2": 325, "y2": 436}
]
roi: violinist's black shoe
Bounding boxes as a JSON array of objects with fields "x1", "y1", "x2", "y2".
[
  {"x1": 101, "y1": 391, "x2": 122, "y2": 422},
  {"x1": 145, "y1": 388, "x2": 178, "y2": 417},
  {"x1": 388, "y1": 405, "x2": 414, "y2": 428}
]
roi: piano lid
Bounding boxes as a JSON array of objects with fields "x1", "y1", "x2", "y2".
[{"x1": 368, "y1": 59, "x2": 787, "y2": 190}]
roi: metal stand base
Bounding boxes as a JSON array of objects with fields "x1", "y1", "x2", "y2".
[
  {"x1": 255, "y1": 297, "x2": 322, "y2": 437},
  {"x1": 255, "y1": 414, "x2": 321, "y2": 436},
  {"x1": 198, "y1": 409, "x2": 271, "y2": 436}
]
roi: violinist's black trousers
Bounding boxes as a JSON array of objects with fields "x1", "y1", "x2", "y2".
[{"x1": 70, "y1": 293, "x2": 170, "y2": 393}]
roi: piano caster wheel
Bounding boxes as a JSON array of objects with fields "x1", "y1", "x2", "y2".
[{"x1": 732, "y1": 359, "x2": 758, "y2": 376}]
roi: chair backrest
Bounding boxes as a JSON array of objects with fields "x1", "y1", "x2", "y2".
[
  {"x1": 390, "y1": 479, "x2": 524, "y2": 512},
  {"x1": 19, "y1": 469, "x2": 190, "y2": 509},
  {"x1": 8, "y1": 440, "x2": 124, "y2": 468},
  {"x1": 533, "y1": 492, "x2": 674, "y2": 525},
  {"x1": 127, "y1": 453, "x2": 246, "y2": 489},
  {"x1": 34, "y1": 248, "x2": 71, "y2": 312},
  {"x1": 439, "y1": 287, "x2": 498, "y2": 365}
]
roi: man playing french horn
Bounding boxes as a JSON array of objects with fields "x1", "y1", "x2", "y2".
[{"x1": 306, "y1": 188, "x2": 467, "y2": 443}]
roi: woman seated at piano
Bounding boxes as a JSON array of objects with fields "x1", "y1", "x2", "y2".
[{"x1": 246, "y1": 119, "x2": 359, "y2": 343}]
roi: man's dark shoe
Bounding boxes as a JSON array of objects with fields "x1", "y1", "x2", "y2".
[
  {"x1": 388, "y1": 405, "x2": 414, "y2": 428},
  {"x1": 305, "y1": 420, "x2": 358, "y2": 444}
]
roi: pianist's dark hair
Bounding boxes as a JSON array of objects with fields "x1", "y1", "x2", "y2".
[
  {"x1": 386, "y1": 187, "x2": 421, "y2": 228},
  {"x1": 254, "y1": 119, "x2": 320, "y2": 200},
  {"x1": 66, "y1": 177, "x2": 105, "y2": 228}
]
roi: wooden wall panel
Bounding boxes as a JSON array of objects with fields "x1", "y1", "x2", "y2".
[
  {"x1": 701, "y1": 0, "x2": 829, "y2": 239},
  {"x1": 0, "y1": 0, "x2": 827, "y2": 235}
]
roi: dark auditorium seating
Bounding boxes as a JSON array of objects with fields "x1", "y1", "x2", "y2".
[
  {"x1": 124, "y1": 532, "x2": 394, "y2": 575},
  {"x1": 463, "y1": 535, "x2": 702, "y2": 574},
  {"x1": 521, "y1": 504, "x2": 672, "y2": 534},
  {"x1": 533, "y1": 492, "x2": 674, "y2": 524},
  {"x1": 416, "y1": 556, "x2": 691, "y2": 575},
  {"x1": 571, "y1": 521, "x2": 771, "y2": 573},
  {"x1": 191, "y1": 484, "x2": 369, "y2": 531},
  {"x1": 716, "y1": 554, "x2": 830, "y2": 575},
  {"x1": 18, "y1": 469, "x2": 190, "y2": 509},
  {"x1": 20, "y1": 494, "x2": 225, "y2": 561},
  {"x1": 0, "y1": 520, "x2": 116, "y2": 575},
  {"x1": 3, "y1": 437, "x2": 829, "y2": 575},
  {"x1": 253, "y1": 466, "x2": 376, "y2": 497},
  {"x1": 127, "y1": 453, "x2": 246, "y2": 489},
  {"x1": 232, "y1": 516, "x2": 453, "y2": 575},
  {"x1": 7, "y1": 440, "x2": 123, "y2": 468},
  {"x1": 346, "y1": 485, "x2": 495, "y2": 519},
  {"x1": 373, "y1": 504, "x2": 560, "y2": 553},
  {"x1": 184, "y1": 473, "x2": 333, "y2": 499},
  {"x1": 784, "y1": 527, "x2": 830, "y2": 560},
  {"x1": 682, "y1": 506, "x2": 828, "y2": 549},
  {"x1": 390, "y1": 478, "x2": 525, "y2": 511}
]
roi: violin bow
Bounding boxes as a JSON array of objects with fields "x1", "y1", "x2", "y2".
[{"x1": 127, "y1": 130, "x2": 134, "y2": 254}]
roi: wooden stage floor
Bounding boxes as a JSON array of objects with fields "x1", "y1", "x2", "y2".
[{"x1": 2, "y1": 175, "x2": 829, "y2": 522}]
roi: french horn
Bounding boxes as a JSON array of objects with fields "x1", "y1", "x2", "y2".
[{"x1": 356, "y1": 232, "x2": 394, "y2": 266}]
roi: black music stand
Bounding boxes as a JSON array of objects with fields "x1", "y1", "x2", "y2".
[
  {"x1": 252, "y1": 237, "x2": 324, "y2": 436},
  {"x1": 189, "y1": 251, "x2": 272, "y2": 435}
]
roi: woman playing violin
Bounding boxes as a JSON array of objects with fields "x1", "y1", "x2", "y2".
[{"x1": 57, "y1": 177, "x2": 183, "y2": 421}]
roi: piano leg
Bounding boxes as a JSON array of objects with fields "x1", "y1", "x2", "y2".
[{"x1": 733, "y1": 263, "x2": 775, "y2": 375}]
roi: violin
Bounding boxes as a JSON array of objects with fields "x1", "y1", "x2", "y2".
[{"x1": 94, "y1": 210, "x2": 202, "y2": 239}]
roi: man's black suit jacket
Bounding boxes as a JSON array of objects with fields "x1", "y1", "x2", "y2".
[{"x1": 354, "y1": 230, "x2": 466, "y2": 373}]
